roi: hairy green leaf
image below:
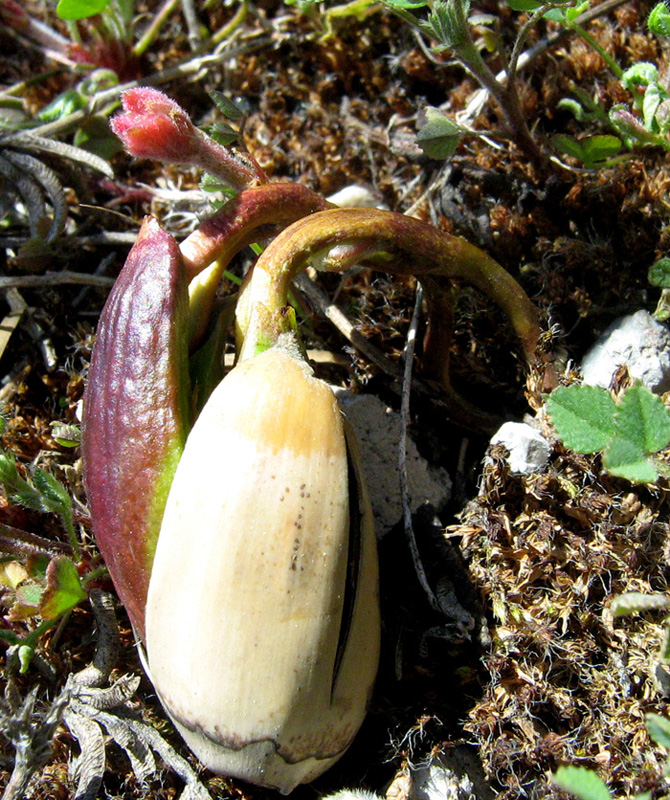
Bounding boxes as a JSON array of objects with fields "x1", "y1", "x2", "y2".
[
  {"x1": 602, "y1": 436, "x2": 657, "y2": 482},
  {"x1": 552, "y1": 766, "x2": 611, "y2": 800},
  {"x1": 416, "y1": 107, "x2": 465, "y2": 159},
  {"x1": 546, "y1": 385, "x2": 617, "y2": 453},
  {"x1": 15, "y1": 582, "x2": 44, "y2": 609},
  {"x1": 209, "y1": 91, "x2": 245, "y2": 122},
  {"x1": 615, "y1": 383, "x2": 670, "y2": 455},
  {"x1": 649, "y1": 2, "x2": 670, "y2": 37},
  {"x1": 621, "y1": 62, "x2": 659, "y2": 90}
]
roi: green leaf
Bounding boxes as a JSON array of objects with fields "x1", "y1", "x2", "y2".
[
  {"x1": 31, "y1": 468, "x2": 71, "y2": 514},
  {"x1": 26, "y1": 553, "x2": 50, "y2": 581},
  {"x1": 614, "y1": 383, "x2": 670, "y2": 454},
  {"x1": 564, "y1": 1, "x2": 591, "y2": 22},
  {"x1": 39, "y1": 556, "x2": 86, "y2": 620},
  {"x1": 603, "y1": 436, "x2": 657, "y2": 482},
  {"x1": 507, "y1": 0, "x2": 543, "y2": 10},
  {"x1": 424, "y1": 0, "x2": 471, "y2": 49},
  {"x1": 206, "y1": 121, "x2": 239, "y2": 148},
  {"x1": 383, "y1": 0, "x2": 428, "y2": 8},
  {"x1": 557, "y1": 97, "x2": 588, "y2": 122},
  {"x1": 642, "y1": 83, "x2": 667, "y2": 131},
  {"x1": 209, "y1": 91, "x2": 245, "y2": 122},
  {"x1": 610, "y1": 591, "x2": 670, "y2": 617},
  {"x1": 649, "y1": 258, "x2": 670, "y2": 288},
  {"x1": 56, "y1": 0, "x2": 111, "y2": 21},
  {"x1": 649, "y1": 2, "x2": 670, "y2": 37},
  {"x1": 552, "y1": 134, "x2": 622, "y2": 167},
  {"x1": 37, "y1": 90, "x2": 86, "y2": 124},
  {"x1": 552, "y1": 766, "x2": 612, "y2": 800},
  {"x1": 0, "y1": 452, "x2": 22, "y2": 487},
  {"x1": 544, "y1": 1, "x2": 589, "y2": 24},
  {"x1": 50, "y1": 422, "x2": 81, "y2": 448},
  {"x1": 546, "y1": 385, "x2": 617, "y2": 453},
  {"x1": 416, "y1": 107, "x2": 465, "y2": 159},
  {"x1": 621, "y1": 62, "x2": 659, "y2": 90},
  {"x1": 15, "y1": 582, "x2": 44, "y2": 608},
  {"x1": 646, "y1": 713, "x2": 670, "y2": 750},
  {"x1": 18, "y1": 644, "x2": 35, "y2": 674}
]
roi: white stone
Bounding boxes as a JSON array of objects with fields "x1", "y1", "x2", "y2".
[
  {"x1": 326, "y1": 184, "x2": 387, "y2": 209},
  {"x1": 490, "y1": 421, "x2": 551, "y2": 475},
  {"x1": 334, "y1": 390, "x2": 451, "y2": 536},
  {"x1": 410, "y1": 750, "x2": 490, "y2": 800},
  {"x1": 580, "y1": 310, "x2": 670, "y2": 393}
]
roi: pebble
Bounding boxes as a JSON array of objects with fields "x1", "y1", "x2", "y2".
[
  {"x1": 580, "y1": 310, "x2": 670, "y2": 393},
  {"x1": 334, "y1": 390, "x2": 452, "y2": 536},
  {"x1": 489, "y1": 421, "x2": 551, "y2": 475}
]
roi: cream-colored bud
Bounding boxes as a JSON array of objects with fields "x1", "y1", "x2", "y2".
[{"x1": 145, "y1": 342, "x2": 380, "y2": 794}]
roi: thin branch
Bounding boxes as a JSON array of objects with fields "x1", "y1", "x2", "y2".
[
  {"x1": 293, "y1": 272, "x2": 402, "y2": 379},
  {"x1": 0, "y1": 273, "x2": 115, "y2": 290},
  {"x1": 180, "y1": 0, "x2": 203, "y2": 51},
  {"x1": 399, "y1": 284, "x2": 442, "y2": 615},
  {"x1": 461, "y1": 0, "x2": 629, "y2": 126}
]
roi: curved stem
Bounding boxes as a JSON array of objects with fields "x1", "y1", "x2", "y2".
[
  {"x1": 238, "y1": 207, "x2": 540, "y2": 359},
  {"x1": 179, "y1": 183, "x2": 332, "y2": 347},
  {"x1": 235, "y1": 208, "x2": 543, "y2": 427}
]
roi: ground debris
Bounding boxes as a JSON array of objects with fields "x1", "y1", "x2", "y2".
[{"x1": 456, "y1": 442, "x2": 670, "y2": 799}]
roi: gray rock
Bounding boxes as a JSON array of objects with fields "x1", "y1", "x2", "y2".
[
  {"x1": 580, "y1": 310, "x2": 670, "y2": 392},
  {"x1": 334, "y1": 390, "x2": 451, "y2": 536},
  {"x1": 490, "y1": 421, "x2": 551, "y2": 475},
  {"x1": 410, "y1": 748, "x2": 494, "y2": 800}
]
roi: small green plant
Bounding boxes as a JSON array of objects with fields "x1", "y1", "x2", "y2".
[
  {"x1": 546, "y1": 383, "x2": 670, "y2": 482},
  {"x1": 0, "y1": 419, "x2": 94, "y2": 672},
  {"x1": 391, "y1": 0, "x2": 546, "y2": 164},
  {"x1": 552, "y1": 594, "x2": 670, "y2": 799},
  {"x1": 551, "y1": 1, "x2": 670, "y2": 163},
  {"x1": 388, "y1": 0, "x2": 670, "y2": 166},
  {"x1": 552, "y1": 713, "x2": 670, "y2": 799}
]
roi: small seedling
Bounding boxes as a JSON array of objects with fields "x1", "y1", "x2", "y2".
[
  {"x1": 553, "y1": 713, "x2": 670, "y2": 799},
  {"x1": 553, "y1": 765, "x2": 612, "y2": 800},
  {"x1": 0, "y1": 419, "x2": 93, "y2": 671},
  {"x1": 551, "y1": 2, "x2": 670, "y2": 163},
  {"x1": 551, "y1": 134, "x2": 623, "y2": 169},
  {"x1": 546, "y1": 383, "x2": 670, "y2": 482}
]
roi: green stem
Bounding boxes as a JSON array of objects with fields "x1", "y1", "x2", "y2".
[
  {"x1": 235, "y1": 208, "x2": 544, "y2": 426},
  {"x1": 81, "y1": 562, "x2": 109, "y2": 588},
  {"x1": 180, "y1": 183, "x2": 332, "y2": 348},
  {"x1": 210, "y1": 0, "x2": 248, "y2": 46},
  {"x1": 133, "y1": 0, "x2": 181, "y2": 58},
  {"x1": 571, "y1": 22, "x2": 623, "y2": 79}
]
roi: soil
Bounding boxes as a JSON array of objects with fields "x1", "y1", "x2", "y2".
[{"x1": 1, "y1": 1, "x2": 670, "y2": 799}]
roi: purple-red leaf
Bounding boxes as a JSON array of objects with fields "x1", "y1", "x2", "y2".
[{"x1": 82, "y1": 216, "x2": 190, "y2": 641}]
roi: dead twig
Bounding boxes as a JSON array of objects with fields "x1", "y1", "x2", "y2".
[{"x1": 0, "y1": 273, "x2": 115, "y2": 290}]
